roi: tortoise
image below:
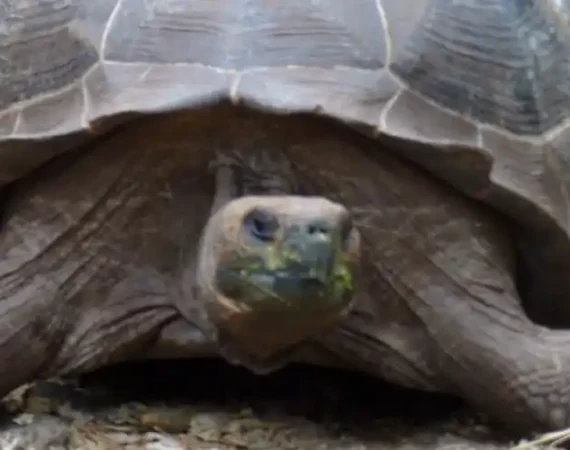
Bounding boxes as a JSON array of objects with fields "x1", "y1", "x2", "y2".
[{"x1": 2, "y1": 0, "x2": 570, "y2": 436}]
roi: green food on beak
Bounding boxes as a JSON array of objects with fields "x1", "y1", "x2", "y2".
[{"x1": 216, "y1": 239, "x2": 354, "y2": 313}]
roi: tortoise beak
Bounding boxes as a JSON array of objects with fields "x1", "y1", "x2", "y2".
[
  {"x1": 215, "y1": 218, "x2": 353, "y2": 312},
  {"x1": 268, "y1": 224, "x2": 337, "y2": 300}
]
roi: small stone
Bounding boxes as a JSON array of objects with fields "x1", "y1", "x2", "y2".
[{"x1": 140, "y1": 407, "x2": 196, "y2": 433}]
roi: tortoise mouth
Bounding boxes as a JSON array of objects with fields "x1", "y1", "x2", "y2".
[
  {"x1": 214, "y1": 255, "x2": 355, "y2": 314},
  {"x1": 208, "y1": 230, "x2": 358, "y2": 361},
  {"x1": 212, "y1": 257, "x2": 355, "y2": 362}
]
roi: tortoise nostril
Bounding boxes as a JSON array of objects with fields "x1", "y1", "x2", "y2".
[{"x1": 305, "y1": 220, "x2": 331, "y2": 237}]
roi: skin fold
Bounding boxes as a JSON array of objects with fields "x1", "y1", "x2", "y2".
[{"x1": 0, "y1": 105, "x2": 569, "y2": 433}]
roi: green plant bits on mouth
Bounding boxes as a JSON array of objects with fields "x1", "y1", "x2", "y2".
[
  {"x1": 232, "y1": 248, "x2": 295, "y2": 279},
  {"x1": 216, "y1": 225, "x2": 357, "y2": 315},
  {"x1": 269, "y1": 246, "x2": 303, "y2": 270},
  {"x1": 331, "y1": 263, "x2": 353, "y2": 304},
  {"x1": 256, "y1": 245, "x2": 300, "y2": 271}
]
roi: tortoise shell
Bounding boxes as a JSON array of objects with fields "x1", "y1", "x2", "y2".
[{"x1": 1, "y1": 0, "x2": 570, "y2": 323}]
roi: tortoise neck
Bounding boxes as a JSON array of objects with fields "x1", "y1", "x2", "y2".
[{"x1": 208, "y1": 150, "x2": 296, "y2": 215}]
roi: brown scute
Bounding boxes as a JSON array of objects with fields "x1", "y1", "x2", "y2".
[
  {"x1": 0, "y1": 0, "x2": 99, "y2": 110},
  {"x1": 102, "y1": 0, "x2": 387, "y2": 70},
  {"x1": 388, "y1": 0, "x2": 570, "y2": 135}
]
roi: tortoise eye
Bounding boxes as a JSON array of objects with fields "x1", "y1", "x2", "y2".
[{"x1": 243, "y1": 208, "x2": 279, "y2": 242}]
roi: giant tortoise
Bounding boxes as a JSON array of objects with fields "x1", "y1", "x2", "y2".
[{"x1": 2, "y1": 0, "x2": 570, "y2": 436}]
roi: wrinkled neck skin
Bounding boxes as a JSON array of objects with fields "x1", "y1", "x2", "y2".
[
  {"x1": 0, "y1": 109, "x2": 356, "y2": 398},
  {"x1": 0, "y1": 140, "x2": 220, "y2": 387}
]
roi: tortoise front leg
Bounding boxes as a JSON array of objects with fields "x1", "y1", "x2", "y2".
[
  {"x1": 319, "y1": 210, "x2": 570, "y2": 433},
  {"x1": 400, "y1": 269, "x2": 570, "y2": 432},
  {"x1": 42, "y1": 270, "x2": 187, "y2": 378},
  {"x1": 0, "y1": 284, "x2": 65, "y2": 397},
  {"x1": 377, "y1": 211, "x2": 570, "y2": 432},
  {"x1": 322, "y1": 278, "x2": 570, "y2": 433}
]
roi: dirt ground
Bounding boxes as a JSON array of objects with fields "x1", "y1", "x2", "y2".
[{"x1": 0, "y1": 359, "x2": 555, "y2": 450}]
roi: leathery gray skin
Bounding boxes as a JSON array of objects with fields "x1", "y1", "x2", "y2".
[{"x1": 1, "y1": 107, "x2": 570, "y2": 435}]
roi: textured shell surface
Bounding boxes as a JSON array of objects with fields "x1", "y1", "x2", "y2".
[{"x1": 2, "y1": 0, "x2": 570, "y2": 322}]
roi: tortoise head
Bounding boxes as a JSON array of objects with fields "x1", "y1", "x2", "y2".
[{"x1": 196, "y1": 196, "x2": 360, "y2": 363}]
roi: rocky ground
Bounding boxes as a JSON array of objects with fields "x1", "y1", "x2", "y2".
[{"x1": 0, "y1": 359, "x2": 557, "y2": 450}]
